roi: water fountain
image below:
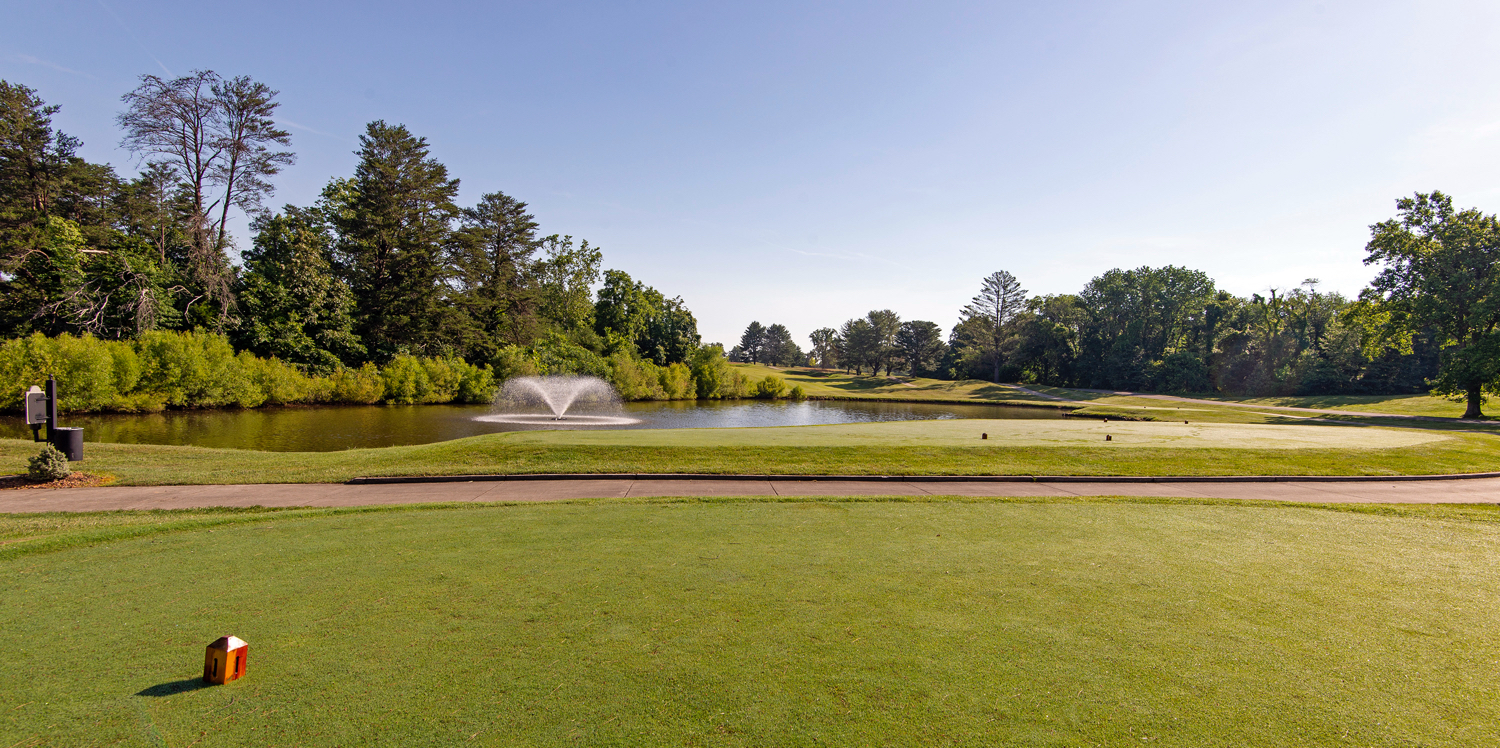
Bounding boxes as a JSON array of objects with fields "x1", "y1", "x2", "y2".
[{"x1": 474, "y1": 375, "x2": 640, "y2": 427}]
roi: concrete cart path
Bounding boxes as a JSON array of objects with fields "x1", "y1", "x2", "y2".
[{"x1": 5, "y1": 476, "x2": 1500, "y2": 512}]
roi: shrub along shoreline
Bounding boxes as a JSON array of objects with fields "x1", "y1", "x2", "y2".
[{"x1": 1, "y1": 331, "x2": 802, "y2": 414}]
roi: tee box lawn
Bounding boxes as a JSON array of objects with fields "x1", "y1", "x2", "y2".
[{"x1": 3, "y1": 498, "x2": 1499, "y2": 746}]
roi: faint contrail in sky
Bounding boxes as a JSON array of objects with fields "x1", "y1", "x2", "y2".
[
  {"x1": 12, "y1": 54, "x2": 97, "y2": 79},
  {"x1": 280, "y1": 118, "x2": 351, "y2": 142},
  {"x1": 95, "y1": 0, "x2": 171, "y2": 76}
]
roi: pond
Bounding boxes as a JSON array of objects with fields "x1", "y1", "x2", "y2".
[{"x1": 3, "y1": 399, "x2": 1064, "y2": 452}]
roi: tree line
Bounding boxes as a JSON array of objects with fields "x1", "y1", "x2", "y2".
[
  {"x1": 0, "y1": 74, "x2": 755, "y2": 405},
  {"x1": 8, "y1": 77, "x2": 1495, "y2": 417},
  {"x1": 738, "y1": 192, "x2": 1500, "y2": 418}
]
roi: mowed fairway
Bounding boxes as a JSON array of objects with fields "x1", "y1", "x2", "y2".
[
  {"x1": 507, "y1": 418, "x2": 1449, "y2": 449},
  {"x1": 3, "y1": 500, "x2": 1499, "y2": 746}
]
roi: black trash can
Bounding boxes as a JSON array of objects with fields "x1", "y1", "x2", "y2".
[{"x1": 50, "y1": 427, "x2": 84, "y2": 462}]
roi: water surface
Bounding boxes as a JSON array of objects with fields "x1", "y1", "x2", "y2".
[{"x1": 3, "y1": 399, "x2": 1062, "y2": 452}]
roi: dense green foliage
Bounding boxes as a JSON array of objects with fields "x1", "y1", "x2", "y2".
[
  {"x1": 0, "y1": 77, "x2": 742, "y2": 410},
  {"x1": 800, "y1": 255, "x2": 1449, "y2": 401},
  {"x1": 0, "y1": 331, "x2": 494, "y2": 411},
  {"x1": 949, "y1": 267, "x2": 1441, "y2": 397},
  {"x1": 9, "y1": 74, "x2": 1489, "y2": 413},
  {"x1": 733, "y1": 321, "x2": 804, "y2": 366},
  {"x1": 793, "y1": 192, "x2": 1500, "y2": 405},
  {"x1": 1364, "y1": 191, "x2": 1500, "y2": 417}
]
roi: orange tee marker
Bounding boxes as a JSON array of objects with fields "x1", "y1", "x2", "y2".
[{"x1": 204, "y1": 636, "x2": 248, "y2": 684}]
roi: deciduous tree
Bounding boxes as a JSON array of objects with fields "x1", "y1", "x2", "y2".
[
  {"x1": 808, "y1": 327, "x2": 839, "y2": 369},
  {"x1": 1074, "y1": 266, "x2": 1214, "y2": 389},
  {"x1": 117, "y1": 70, "x2": 294, "y2": 328},
  {"x1": 1365, "y1": 191, "x2": 1500, "y2": 418},
  {"x1": 533, "y1": 234, "x2": 601, "y2": 335}
]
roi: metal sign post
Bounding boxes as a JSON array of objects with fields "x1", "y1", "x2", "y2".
[{"x1": 45, "y1": 376, "x2": 57, "y2": 437}]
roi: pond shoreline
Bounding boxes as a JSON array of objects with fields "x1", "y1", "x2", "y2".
[
  {"x1": 4, "y1": 399, "x2": 1063, "y2": 452},
  {"x1": 20, "y1": 393, "x2": 1079, "y2": 417}
]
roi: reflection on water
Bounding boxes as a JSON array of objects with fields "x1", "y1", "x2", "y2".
[{"x1": 1, "y1": 399, "x2": 1063, "y2": 452}]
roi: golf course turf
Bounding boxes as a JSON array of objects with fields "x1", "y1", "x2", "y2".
[
  {"x1": 5, "y1": 416, "x2": 1500, "y2": 486},
  {"x1": 3, "y1": 498, "x2": 1499, "y2": 746},
  {"x1": 6, "y1": 386, "x2": 1500, "y2": 746}
]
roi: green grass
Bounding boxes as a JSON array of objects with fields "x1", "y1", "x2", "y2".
[
  {"x1": 1201, "y1": 393, "x2": 1476, "y2": 418},
  {"x1": 507, "y1": 419, "x2": 1446, "y2": 449},
  {"x1": 4, "y1": 499, "x2": 1500, "y2": 746},
  {"x1": 731, "y1": 363, "x2": 1060, "y2": 404},
  {"x1": 1023, "y1": 385, "x2": 1484, "y2": 420},
  {"x1": 735, "y1": 368, "x2": 1490, "y2": 422},
  {"x1": 6, "y1": 380, "x2": 1500, "y2": 485},
  {"x1": 5, "y1": 414, "x2": 1500, "y2": 484}
]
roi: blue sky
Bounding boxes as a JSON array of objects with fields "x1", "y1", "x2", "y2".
[{"x1": 4, "y1": 0, "x2": 1499, "y2": 347}]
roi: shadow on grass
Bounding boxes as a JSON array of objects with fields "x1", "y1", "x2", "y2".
[
  {"x1": 137, "y1": 678, "x2": 211, "y2": 697},
  {"x1": 823, "y1": 377, "x2": 900, "y2": 392},
  {"x1": 969, "y1": 384, "x2": 1033, "y2": 400},
  {"x1": 1028, "y1": 387, "x2": 1120, "y2": 402},
  {"x1": 1188, "y1": 392, "x2": 1437, "y2": 408}
]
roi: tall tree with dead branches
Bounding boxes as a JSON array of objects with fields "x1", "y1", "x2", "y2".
[{"x1": 117, "y1": 70, "x2": 293, "y2": 328}]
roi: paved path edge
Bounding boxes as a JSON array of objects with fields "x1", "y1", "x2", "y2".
[{"x1": 347, "y1": 471, "x2": 1500, "y2": 485}]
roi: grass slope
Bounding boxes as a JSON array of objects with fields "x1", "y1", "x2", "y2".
[
  {"x1": 3, "y1": 500, "x2": 1499, "y2": 746},
  {"x1": 730, "y1": 367, "x2": 1490, "y2": 422},
  {"x1": 1204, "y1": 393, "x2": 1474, "y2": 418},
  {"x1": 730, "y1": 363, "x2": 1059, "y2": 404}
]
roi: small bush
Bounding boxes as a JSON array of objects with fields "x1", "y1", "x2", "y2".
[
  {"x1": 381, "y1": 355, "x2": 432, "y2": 405},
  {"x1": 753, "y1": 375, "x2": 787, "y2": 399},
  {"x1": 330, "y1": 363, "x2": 385, "y2": 403},
  {"x1": 658, "y1": 362, "x2": 695, "y2": 400},
  {"x1": 610, "y1": 354, "x2": 667, "y2": 401},
  {"x1": 455, "y1": 361, "x2": 497, "y2": 404},
  {"x1": 28, "y1": 444, "x2": 71, "y2": 482},
  {"x1": 722, "y1": 369, "x2": 753, "y2": 399},
  {"x1": 421, "y1": 357, "x2": 462, "y2": 404},
  {"x1": 789, "y1": 384, "x2": 807, "y2": 400},
  {"x1": 690, "y1": 347, "x2": 730, "y2": 399}
]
